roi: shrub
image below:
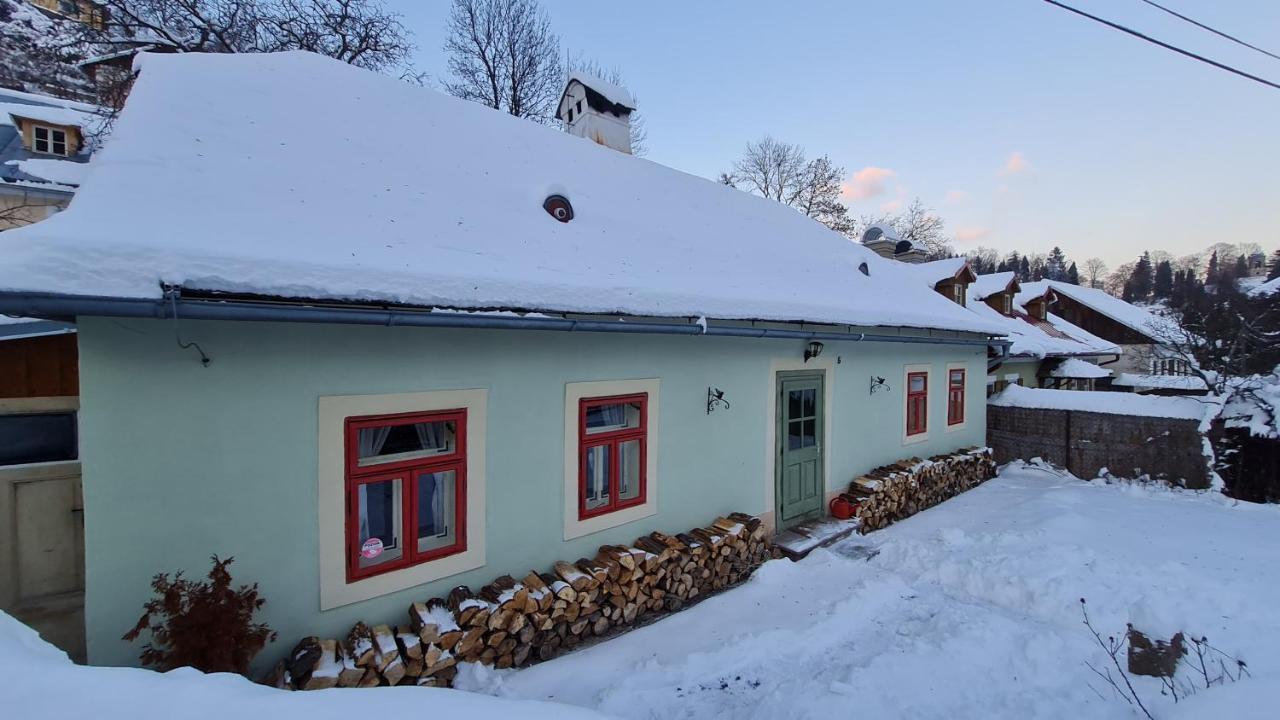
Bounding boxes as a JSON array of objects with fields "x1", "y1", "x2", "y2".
[{"x1": 123, "y1": 555, "x2": 276, "y2": 675}]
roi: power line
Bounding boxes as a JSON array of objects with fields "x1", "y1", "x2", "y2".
[
  {"x1": 1041, "y1": 0, "x2": 1280, "y2": 91},
  {"x1": 1136, "y1": 0, "x2": 1280, "y2": 63}
]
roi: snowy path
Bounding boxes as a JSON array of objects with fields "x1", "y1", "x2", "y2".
[{"x1": 460, "y1": 463, "x2": 1280, "y2": 719}]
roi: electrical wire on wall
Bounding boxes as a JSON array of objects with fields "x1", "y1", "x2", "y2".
[{"x1": 168, "y1": 290, "x2": 211, "y2": 367}]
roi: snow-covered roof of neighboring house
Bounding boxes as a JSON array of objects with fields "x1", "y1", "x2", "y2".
[
  {"x1": 1048, "y1": 358, "x2": 1112, "y2": 379},
  {"x1": 1023, "y1": 280, "x2": 1173, "y2": 343},
  {"x1": 0, "y1": 315, "x2": 75, "y2": 341},
  {"x1": 989, "y1": 385, "x2": 1206, "y2": 421},
  {"x1": 1111, "y1": 373, "x2": 1208, "y2": 391},
  {"x1": 963, "y1": 280, "x2": 1118, "y2": 359},
  {"x1": 0, "y1": 88, "x2": 101, "y2": 193},
  {"x1": 0, "y1": 52, "x2": 1006, "y2": 337},
  {"x1": 902, "y1": 257, "x2": 975, "y2": 286},
  {"x1": 1248, "y1": 276, "x2": 1280, "y2": 297},
  {"x1": 970, "y1": 271, "x2": 1019, "y2": 300},
  {"x1": 564, "y1": 70, "x2": 635, "y2": 110}
]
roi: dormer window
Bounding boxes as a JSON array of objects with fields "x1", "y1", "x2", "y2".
[
  {"x1": 953, "y1": 284, "x2": 966, "y2": 307},
  {"x1": 576, "y1": 100, "x2": 582, "y2": 114},
  {"x1": 566, "y1": 107, "x2": 574, "y2": 122},
  {"x1": 33, "y1": 126, "x2": 69, "y2": 156},
  {"x1": 1002, "y1": 295, "x2": 1012, "y2": 315}
]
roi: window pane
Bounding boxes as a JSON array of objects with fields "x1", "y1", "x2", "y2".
[
  {"x1": 619, "y1": 439, "x2": 641, "y2": 503},
  {"x1": 909, "y1": 375, "x2": 926, "y2": 393},
  {"x1": 357, "y1": 419, "x2": 455, "y2": 466},
  {"x1": 357, "y1": 477, "x2": 403, "y2": 569},
  {"x1": 788, "y1": 419, "x2": 803, "y2": 450},
  {"x1": 584, "y1": 444, "x2": 611, "y2": 510},
  {"x1": 802, "y1": 419, "x2": 816, "y2": 448},
  {"x1": 585, "y1": 399, "x2": 641, "y2": 434},
  {"x1": 801, "y1": 388, "x2": 815, "y2": 417},
  {"x1": 417, "y1": 470, "x2": 456, "y2": 553},
  {"x1": 950, "y1": 370, "x2": 964, "y2": 386},
  {"x1": 35, "y1": 127, "x2": 48, "y2": 141},
  {"x1": 788, "y1": 390, "x2": 802, "y2": 420},
  {"x1": 0, "y1": 413, "x2": 78, "y2": 466}
]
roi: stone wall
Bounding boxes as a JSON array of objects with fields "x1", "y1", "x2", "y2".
[{"x1": 987, "y1": 405, "x2": 1207, "y2": 488}]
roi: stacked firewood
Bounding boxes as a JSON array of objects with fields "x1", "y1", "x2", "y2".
[
  {"x1": 268, "y1": 513, "x2": 770, "y2": 690},
  {"x1": 850, "y1": 447, "x2": 996, "y2": 533}
]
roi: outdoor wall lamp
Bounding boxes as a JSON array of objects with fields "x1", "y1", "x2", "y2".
[{"x1": 804, "y1": 341, "x2": 824, "y2": 363}]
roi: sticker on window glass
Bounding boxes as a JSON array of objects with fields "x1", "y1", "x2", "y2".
[{"x1": 360, "y1": 537, "x2": 384, "y2": 559}]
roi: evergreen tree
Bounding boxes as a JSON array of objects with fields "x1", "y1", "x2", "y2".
[
  {"x1": 1206, "y1": 251, "x2": 1220, "y2": 286},
  {"x1": 1153, "y1": 260, "x2": 1174, "y2": 299},
  {"x1": 1128, "y1": 252, "x2": 1154, "y2": 301},
  {"x1": 1046, "y1": 246, "x2": 1068, "y2": 281},
  {"x1": 1065, "y1": 261, "x2": 1080, "y2": 285},
  {"x1": 1268, "y1": 250, "x2": 1280, "y2": 281},
  {"x1": 1018, "y1": 256, "x2": 1031, "y2": 282},
  {"x1": 1234, "y1": 254, "x2": 1249, "y2": 280}
]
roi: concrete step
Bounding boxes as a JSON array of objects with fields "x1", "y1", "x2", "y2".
[{"x1": 772, "y1": 517, "x2": 860, "y2": 561}]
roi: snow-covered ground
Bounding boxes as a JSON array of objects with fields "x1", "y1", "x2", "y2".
[
  {"x1": 461, "y1": 462, "x2": 1279, "y2": 719},
  {"x1": 3, "y1": 462, "x2": 1276, "y2": 719}
]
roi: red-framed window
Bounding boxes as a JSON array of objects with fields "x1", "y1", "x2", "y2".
[
  {"x1": 948, "y1": 368, "x2": 966, "y2": 426},
  {"x1": 906, "y1": 372, "x2": 928, "y2": 436},
  {"x1": 578, "y1": 393, "x2": 648, "y2": 520},
  {"x1": 344, "y1": 409, "x2": 467, "y2": 582}
]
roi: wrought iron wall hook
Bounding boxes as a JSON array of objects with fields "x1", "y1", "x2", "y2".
[{"x1": 707, "y1": 387, "x2": 731, "y2": 414}]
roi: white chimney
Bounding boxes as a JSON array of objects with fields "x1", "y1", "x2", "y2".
[{"x1": 558, "y1": 72, "x2": 634, "y2": 154}]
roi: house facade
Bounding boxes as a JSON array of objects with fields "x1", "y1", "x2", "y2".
[
  {"x1": 1, "y1": 87, "x2": 100, "y2": 229},
  {"x1": 0, "y1": 52, "x2": 1005, "y2": 668}
]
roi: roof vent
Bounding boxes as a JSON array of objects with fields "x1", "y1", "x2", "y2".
[
  {"x1": 894, "y1": 240, "x2": 913, "y2": 255},
  {"x1": 543, "y1": 194, "x2": 574, "y2": 223}
]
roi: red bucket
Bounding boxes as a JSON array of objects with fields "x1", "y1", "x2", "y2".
[{"x1": 829, "y1": 495, "x2": 855, "y2": 520}]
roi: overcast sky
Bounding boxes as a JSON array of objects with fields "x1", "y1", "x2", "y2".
[{"x1": 390, "y1": 0, "x2": 1280, "y2": 269}]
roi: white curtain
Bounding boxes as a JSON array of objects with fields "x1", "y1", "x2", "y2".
[
  {"x1": 599, "y1": 403, "x2": 626, "y2": 427},
  {"x1": 358, "y1": 426, "x2": 392, "y2": 459},
  {"x1": 413, "y1": 421, "x2": 449, "y2": 452}
]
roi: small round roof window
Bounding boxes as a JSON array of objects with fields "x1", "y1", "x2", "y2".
[
  {"x1": 544, "y1": 194, "x2": 574, "y2": 223},
  {"x1": 858, "y1": 261, "x2": 869, "y2": 276}
]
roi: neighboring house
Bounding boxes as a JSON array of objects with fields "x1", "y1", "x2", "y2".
[
  {"x1": 1, "y1": 86, "x2": 100, "y2": 228},
  {"x1": 558, "y1": 72, "x2": 635, "y2": 154},
  {"x1": 0, "y1": 51, "x2": 1007, "y2": 667},
  {"x1": 0, "y1": 315, "x2": 82, "y2": 661},
  {"x1": 1020, "y1": 280, "x2": 1206, "y2": 394},
  {"x1": 25, "y1": 0, "x2": 107, "y2": 30}
]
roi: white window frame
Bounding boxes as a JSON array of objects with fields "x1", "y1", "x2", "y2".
[
  {"x1": 564, "y1": 378, "x2": 659, "y2": 540},
  {"x1": 317, "y1": 388, "x2": 487, "y2": 610},
  {"x1": 32, "y1": 125, "x2": 69, "y2": 156},
  {"x1": 944, "y1": 361, "x2": 969, "y2": 432},
  {"x1": 902, "y1": 363, "x2": 932, "y2": 446}
]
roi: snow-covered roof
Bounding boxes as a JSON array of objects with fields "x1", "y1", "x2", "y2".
[
  {"x1": 0, "y1": 88, "x2": 101, "y2": 192},
  {"x1": 566, "y1": 70, "x2": 634, "y2": 110},
  {"x1": 1048, "y1": 358, "x2": 1112, "y2": 379},
  {"x1": 1111, "y1": 373, "x2": 1208, "y2": 391},
  {"x1": 1248, "y1": 276, "x2": 1280, "y2": 297},
  {"x1": 902, "y1": 257, "x2": 973, "y2": 286},
  {"x1": 0, "y1": 52, "x2": 1006, "y2": 337},
  {"x1": 990, "y1": 385, "x2": 1206, "y2": 421},
  {"x1": 970, "y1": 272, "x2": 1019, "y2": 300},
  {"x1": 963, "y1": 280, "x2": 1118, "y2": 359},
  {"x1": 1024, "y1": 281, "x2": 1172, "y2": 343}
]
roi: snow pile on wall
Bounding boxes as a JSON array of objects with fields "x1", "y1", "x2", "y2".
[
  {"x1": 1049, "y1": 358, "x2": 1111, "y2": 378},
  {"x1": 0, "y1": 51, "x2": 1003, "y2": 337},
  {"x1": 1112, "y1": 372, "x2": 1207, "y2": 391},
  {"x1": 0, "y1": 610, "x2": 606, "y2": 720},
  {"x1": 990, "y1": 385, "x2": 1206, "y2": 420}
]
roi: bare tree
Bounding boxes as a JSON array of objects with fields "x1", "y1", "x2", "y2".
[
  {"x1": 86, "y1": 0, "x2": 414, "y2": 70},
  {"x1": 0, "y1": 193, "x2": 60, "y2": 231},
  {"x1": 892, "y1": 198, "x2": 952, "y2": 258},
  {"x1": 726, "y1": 136, "x2": 807, "y2": 202},
  {"x1": 564, "y1": 55, "x2": 646, "y2": 156},
  {"x1": 724, "y1": 137, "x2": 851, "y2": 235},
  {"x1": 1083, "y1": 258, "x2": 1108, "y2": 288},
  {"x1": 444, "y1": 0, "x2": 562, "y2": 123},
  {"x1": 1103, "y1": 262, "x2": 1134, "y2": 297},
  {"x1": 262, "y1": 0, "x2": 413, "y2": 72}
]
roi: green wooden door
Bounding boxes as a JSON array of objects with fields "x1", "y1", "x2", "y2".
[{"x1": 776, "y1": 372, "x2": 824, "y2": 529}]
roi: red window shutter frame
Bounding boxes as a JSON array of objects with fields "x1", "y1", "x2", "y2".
[
  {"x1": 343, "y1": 409, "x2": 468, "y2": 583},
  {"x1": 948, "y1": 369, "x2": 966, "y2": 426},
  {"x1": 578, "y1": 393, "x2": 648, "y2": 521},
  {"x1": 906, "y1": 372, "x2": 928, "y2": 436}
]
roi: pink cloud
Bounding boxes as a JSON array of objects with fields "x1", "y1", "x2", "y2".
[
  {"x1": 999, "y1": 152, "x2": 1029, "y2": 176},
  {"x1": 880, "y1": 198, "x2": 903, "y2": 213},
  {"x1": 944, "y1": 189, "x2": 968, "y2": 204},
  {"x1": 841, "y1": 166, "x2": 895, "y2": 200},
  {"x1": 954, "y1": 226, "x2": 991, "y2": 243}
]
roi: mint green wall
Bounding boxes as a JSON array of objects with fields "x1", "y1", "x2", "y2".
[
  {"x1": 1000, "y1": 359, "x2": 1043, "y2": 388},
  {"x1": 76, "y1": 318, "x2": 987, "y2": 670}
]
